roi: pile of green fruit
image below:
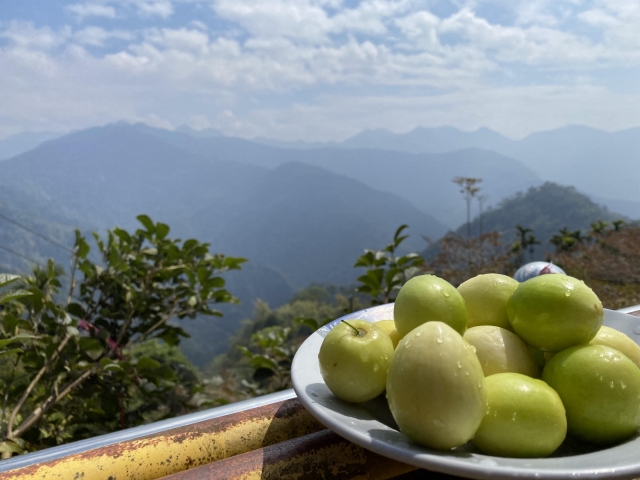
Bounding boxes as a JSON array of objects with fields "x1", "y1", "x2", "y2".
[{"x1": 318, "y1": 273, "x2": 640, "y2": 458}]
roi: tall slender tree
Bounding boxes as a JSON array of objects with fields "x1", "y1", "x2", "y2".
[{"x1": 452, "y1": 177, "x2": 482, "y2": 239}]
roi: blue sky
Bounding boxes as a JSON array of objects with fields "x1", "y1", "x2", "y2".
[{"x1": 1, "y1": 0, "x2": 640, "y2": 140}]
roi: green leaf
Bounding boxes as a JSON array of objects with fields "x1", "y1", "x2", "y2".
[
  {"x1": 2, "y1": 315, "x2": 19, "y2": 335},
  {"x1": 294, "y1": 317, "x2": 319, "y2": 332},
  {"x1": 249, "y1": 355, "x2": 279, "y2": 371},
  {"x1": 137, "y1": 357, "x2": 162, "y2": 371},
  {"x1": 79, "y1": 337, "x2": 104, "y2": 361},
  {"x1": 0, "y1": 274, "x2": 20, "y2": 289},
  {"x1": 398, "y1": 252, "x2": 421, "y2": 262},
  {"x1": 0, "y1": 440, "x2": 24, "y2": 454},
  {"x1": 0, "y1": 335, "x2": 39, "y2": 348},
  {"x1": 0, "y1": 289, "x2": 32, "y2": 305},
  {"x1": 393, "y1": 224, "x2": 409, "y2": 242},
  {"x1": 67, "y1": 302, "x2": 86, "y2": 318},
  {"x1": 183, "y1": 239, "x2": 198, "y2": 250},
  {"x1": 236, "y1": 345, "x2": 252, "y2": 358},
  {"x1": 205, "y1": 277, "x2": 225, "y2": 289},
  {"x1": 156, "y1": 223, "x2": 170, "y2": 240},
  {"x1": 75, "y1": 234, "x2": 90, "y2": 259},
  {"x1": 0, "y1": 348, "x2": 24, "y2": 357},
  {"x1": 136, "y1": 214, "x2": 155, "y2": 234}
]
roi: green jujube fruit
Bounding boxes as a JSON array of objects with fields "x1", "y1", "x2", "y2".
[
  {"x1": 463, "y1": 326, "x2": 539, "y2": 378},
  {"x1": 543, "y1": 345, "x2": 640, "y2": 445},
  {"x1": 472, "y1": 373, "x2": 567, "y2": 457},
  {"x1": 507, "y1": 275, "x2": 603, "y2": 352},
  {"x1": 394, "y1": 275, "x2": 467, "y2": 338},
  {"x1": 318, "y1": 320, "x2": 394, "y2": 403},
  {"x1": 458, "y1": 274, "x2": 519, "y2": 330},
  {"x1": 590, "y1": 325, "x2": 640, "y2": 370},
  {"x1": 386, "y1": 321, "x2": 487, "y2": 450}
]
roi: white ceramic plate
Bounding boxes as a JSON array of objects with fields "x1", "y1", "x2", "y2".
[{"x1": 291, "y1": 305, "x2": 640, "y2": 479}]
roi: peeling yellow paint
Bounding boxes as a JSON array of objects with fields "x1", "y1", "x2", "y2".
[{"x1": 0, "y1": 399, "x2": 324, "y2": 480}]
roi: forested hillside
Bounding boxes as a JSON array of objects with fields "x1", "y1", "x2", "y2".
[{"x1": 424, "y1": 183, "x2": 625, "y2": 260}]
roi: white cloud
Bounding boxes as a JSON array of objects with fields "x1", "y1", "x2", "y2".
[
  {"x1": 66, "y1": 3, "x2": 117, "y2": 21},
  {"x1": 3, "y1": 0, "x2": 640, "y2": 142},
  {"x1": 213, "y1": 0, "x2": 332, "y2": 43},
  {"x1": 217, "y1": 85, "x2": 640, "y2": 141},
  {"x1": 144, "y1": 27, "x2": 209, "y2": 52},
  {"x1": 186, "y1": 114, "x2": 213, "y2": 130},
  {"x1": 135, "y1": 1, "x2": 175, "y2": 18},
  {"x1": 74, "y1": 27, "x2": 134, "y2": 47},
  {"x1": 579, "y1": 1, "x2": 640, "y2": 52},
  {"x1": 190, "y1": 20, "x2": 208, "y2": 31},
  {"x1": 0, "y1": 21, "x2": 70, "y2": 50}
]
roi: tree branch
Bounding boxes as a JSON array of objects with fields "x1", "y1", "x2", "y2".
[
  {"x1": 8, "y1": 366, "x2": 97, "y2": 441},
  {"x1": 66, "y1": 252, "x2": 79, "y2": 306},
  {"x1": 7, "y1": 333, "x2": 71, "y2": 439}
]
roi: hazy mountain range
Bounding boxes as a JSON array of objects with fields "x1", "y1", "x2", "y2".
[
  {"x1": 0, "y1": 122, "x2": 634, "y2": 364},
  {"x1": 5, "y1": 123, "x2": 638, "y2": 220}
]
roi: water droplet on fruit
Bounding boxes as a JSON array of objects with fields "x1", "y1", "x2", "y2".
[
  {"x1": 599, "y1": 375, "x2": 603, "y2": 381},
  {"x1": 478, "y1": 383, "x2": 483, "y2": 389},
  {"x1": 374, "y1": 364, "x2": 380, "y2": 372},
  {"x1": 457, "y1": 361, "x2": 462, "y2": 369},
  {"x1": 541, "y1": 281, "x2": 546, "y2": 286},
  {"x1": 565, "y1": 291, "x2": 571, "y2": 297},
  {"x1": 405, "y1": 342, "x2": 411, "y2": 349},
  {"x1": 633, "y1": 325, "x2": 640, "y2": 335},
  {"x1": 433, "y1": 418, "x2": 445, "y2": 428},
  {"x1": 416, "y1": 330, "x2": 423, "y2": 337},
  {"x1": 465, "y1": 371, "x2": 469, "y2": 376},
  {"x1": 622, "y1": 382, "x2": 628, "y2": 389},
  {"x1": 442, "y1": 291, "x2": 450, "y2": 298},
  {"x1": 471, "y1": 346, "x2": 477, "y2": 353},
  {"x1": 436, "y1": 337, "x2": 444, "y2": 344},
  {"x1": 512, "y1": 412, "x2": 517, "y2": 421},
  {"x1": 610, "y1": 381, "x2": 615, "y2": 388}
]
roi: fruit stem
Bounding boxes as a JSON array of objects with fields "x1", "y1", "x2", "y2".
[{"x1": 342, "y1": 320, "x2": 362, "y2": 336}]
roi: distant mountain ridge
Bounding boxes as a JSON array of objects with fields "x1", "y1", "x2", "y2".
[
  {"x1": 5, "y1": 122, "x2": 636, "y2": 217},
  {"x1": 0, "y1": 131, "x2": 62, "y2": 160},
  {"x1": 117, "y1": 123, "x2": 543, "y2": 229},
  {"x1": 246, "y1": 124, "x2": 640, "y2": 219}
]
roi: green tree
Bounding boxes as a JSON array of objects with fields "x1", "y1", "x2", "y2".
[
  {"x1": 511, "y1": 225, "x2": 541, "y2": 266},
  {"x1": 0, "y1": 215, "x2": 244, "y2": 455},
  {"x1": 550, "y1": 227, "x2": 584, "y2": 253}
]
